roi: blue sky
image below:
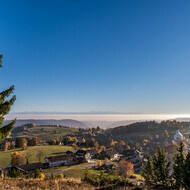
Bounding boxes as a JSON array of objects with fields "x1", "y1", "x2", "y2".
[{"x1": 1, "y1": 0, "x2": 190, "y2": 114}]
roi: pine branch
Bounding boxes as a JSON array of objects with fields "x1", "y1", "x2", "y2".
[
  {"x1": 0, "y1": 95, "x2": 16, "y2": 116},
  {"x1": 0, "y1": 54, "x2": 16, "y2": 144},
  {"x1": 0, "y1": 119, "x2": 16, "y2": 143},
  {"x1": 0, "y1": 86, "x2": 15, "y2": 103}
]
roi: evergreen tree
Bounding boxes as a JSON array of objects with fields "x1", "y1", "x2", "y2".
[
  {"x1": 142, "y1": 154, "x2": 154, "y2": 186},
  {"x1": 184, "y1": 153, "x2": 190, "y2": 189},
  {"x1": 173, "y1": 141, "x2": 186, "y2": 189},
  {"x1": 0, "y1": 54, "x2": 16, "y2": 143},
  {"x1": 153, "y1": 146, "x2": 170, "y2": 187}
]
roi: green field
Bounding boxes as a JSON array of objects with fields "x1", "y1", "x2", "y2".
[
  {"x1": 64, "y1": 167, "x2": 87, "y2": 178},
  {"x1": 11, "y1": 126, "x2": 78, "y2": 141},
  {"x1": 0, "y1": 145, "x2": 75, "y2": 167}
]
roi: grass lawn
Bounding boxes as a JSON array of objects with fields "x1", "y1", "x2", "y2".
[
  {"x1": 11, "y1": 126, "x2": 78, "y2": 141},
  {"x1": 0, "y1": 145, "x2": 75, "y2": 167},
  {"x1": 43, "y1": 165, "x2": 69, "y2": 173},
  {"x1": 64, "y1": 167, "x2": 87, "y2": 178}
]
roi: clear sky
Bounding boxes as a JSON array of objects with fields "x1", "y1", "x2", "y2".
[{"x1": 1, "y1": 0, "x2": 190, "y2": 114}]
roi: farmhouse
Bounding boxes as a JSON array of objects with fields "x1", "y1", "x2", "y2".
[
  {"x1": 45, "y1": 155, "x2": 73, "y2": 167},
  {"x1": 66, "y1": 150, "x2": 75, "y2": 157},
  {"x1": 75, "y1": 149, "x2": 91, "y2": 163},
  {"x1": 16, "y1": 162, "x2": 49, "y2": 174}
]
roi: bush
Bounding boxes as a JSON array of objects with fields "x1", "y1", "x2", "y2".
[
  {"x1": 39, "y1": 173, "x2": 45, "y2": 180},
  {"x1": 59, "y1": 173, "x2": 64, "y2": 178}
]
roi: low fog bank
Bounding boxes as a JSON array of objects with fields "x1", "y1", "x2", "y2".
[{"x1": 5, "y1": 113, "x2": 189, "y2": 121}]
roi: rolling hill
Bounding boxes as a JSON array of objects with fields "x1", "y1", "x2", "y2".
[{"x1": 4, "y1": 119, "x2": 88, "y2": 128}]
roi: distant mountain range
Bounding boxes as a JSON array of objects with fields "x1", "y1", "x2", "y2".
[
  {"x1": 4, "y1": 119, "x2": 140, "y2": 129},
  {"x1": 174, "y1": 117, "x2": 190, "y2": 122},
  {"x1": 4, "y1": 117, "x2": 190, "y2": 131},
  {"x1": 9, "y1": 111, "x2": 142, "y2": 115},
  {"x1": 4, "y1": 119, "x2": 88, "y2": 129}
]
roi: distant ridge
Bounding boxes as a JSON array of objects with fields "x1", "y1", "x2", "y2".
[
  {"x1": 174, "y1": 117, "x2": 190, "y2": 122},
  {"x1": 4, "y1": 119, "x2": 88, "y2": 128},
  {"x1": 9, "y1": 111, "x2": 142, "y2": 115}
]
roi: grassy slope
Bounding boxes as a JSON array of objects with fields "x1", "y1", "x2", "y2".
[
  {"x1": 64, "y1": 167, "x2": 87, "y2": 178},
  {"x1": 11, "y1": 126, "x2": 78, "y2": 141},
  {"x1": 0, "y1": 145, "x2": 75, "y2": 166}
]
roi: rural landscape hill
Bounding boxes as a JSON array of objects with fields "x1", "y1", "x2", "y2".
[
  {"x1": 5, "y1": 119, "x2": 141, "y2": 129},
  {"x1": 4, "y1": 119, "x2": 88, "y2": 128}
]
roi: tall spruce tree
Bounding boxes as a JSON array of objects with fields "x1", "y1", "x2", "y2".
[
  {"x1": 153, "y1": 146, "x2": 170, "y2": 187},
  {"x1": 173, "y1": 141, "x2": 186, "y2": 189},
  {"x1": 184, "y1": 153, "x2": 190, "y2": 189},
  {"x1": 142, "y1": 154, "x2": 154, "y2": 186},
  {"x1": 0, "y1": 54, "x2": 16, "y2": 143}
]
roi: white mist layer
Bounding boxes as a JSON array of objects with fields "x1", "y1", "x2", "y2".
[{"x1": 5, "y1": 114, "x2": 190, "y2": 121}]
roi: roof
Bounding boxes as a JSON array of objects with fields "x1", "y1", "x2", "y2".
[
  {"x1": 66, "y1": 150, "x2": 74, "y2": 154},
  {"x1": 75, "y1": 149, "x2": 87, "y2": 155},
  {"x1": 122, "y1": 149, "x2": 136, "y2": 156},
  {"x1": 88, "y1": 149, "x2": 98, "y2": 155},
  {"x1": 46, "y1": 155, "x2": 72, "y2": 162},
  {"x1": 16, "y1": 162, "x2": 44, "y2": 172},
  {"x1": 104, "y1": 148, "x2": 118, "y2": 157}
]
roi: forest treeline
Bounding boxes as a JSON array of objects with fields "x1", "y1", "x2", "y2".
[{"x1": 109, "y1": 120, "x2": 190, "y2": 136}]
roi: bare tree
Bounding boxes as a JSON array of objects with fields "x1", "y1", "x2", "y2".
[{"x1": 36, "y1": 150, "x2": 44, "y2": 163}]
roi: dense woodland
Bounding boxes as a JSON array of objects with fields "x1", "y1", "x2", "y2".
[{"x1": 108, "y1": 120, "x2": 190, "y2": 137}]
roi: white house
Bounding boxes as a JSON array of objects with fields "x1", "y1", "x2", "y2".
[
  {"x1": 45, "y1": 155, "x2": 73, "y2": 167},
  {"x1": 174, "y1": 129, "x2": 183, "y2": 142}
]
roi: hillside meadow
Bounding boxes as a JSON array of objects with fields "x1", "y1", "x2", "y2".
[
  {"x1": 0, "y1": 145, "x2": 75, "y2": 167},
  {"x1": 11, "y1": 125, "x2": 78, "y2": 141}
]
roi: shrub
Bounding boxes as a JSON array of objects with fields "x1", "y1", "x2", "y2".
[
  {"x1": 11, "y1": 152, "x2": 27, "y2": 166},
  {"x1": 39, "y1": 173, "x2": 45, "y2": 180},
  {"x1": 59, "y1": 173, "x2": 64, "y2": 178}
]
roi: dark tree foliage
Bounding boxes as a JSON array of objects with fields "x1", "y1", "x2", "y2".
[
  {"x1": 109, "y1": 120, "x2": 190, "y2": 136},
  {"x1": 153, "y1": 146, "x2": 170, "y2": 187},
  {"x1": 0, "y1": 55, "x2": 16, "y2": 143},
  {"x1": 173, "y1": 141, "x2": 186, "y2": 189},
  {"x1": 142, "y1": 146, "x2": 171, "y2": 188},
  {"x1": 184, "y1": 153, "x2": 190, "y2": 189},
  {"x1": 142, "y1": 154, "x2": 154, "y2": 185}
]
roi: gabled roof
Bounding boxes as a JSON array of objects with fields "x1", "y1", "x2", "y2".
[
  {"x1": 75, "y1": 149, "x2": 87, "y2": 155},
  {"x1": 46, "y1": 155, "x2": 72, "y2": 162},
  {"x1": 88, "y1": 149, "x2": 98, "y2": 155},
  {"x1": 122, "y1": 149, "x2": 136, "y2": 156},
  {"x1": 16, "y1": 162, "x2": 44, "y2": 172},
  {"x1": 102, "y1": 148, "x2": 118, "y2": 157},
  {"x1": 66, "y1": 150, "x2": 74, "y2": 154}
]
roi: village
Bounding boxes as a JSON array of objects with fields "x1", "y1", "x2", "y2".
[{"x1": 1, "y1": 123, "x2": 190, "y2": 181}]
